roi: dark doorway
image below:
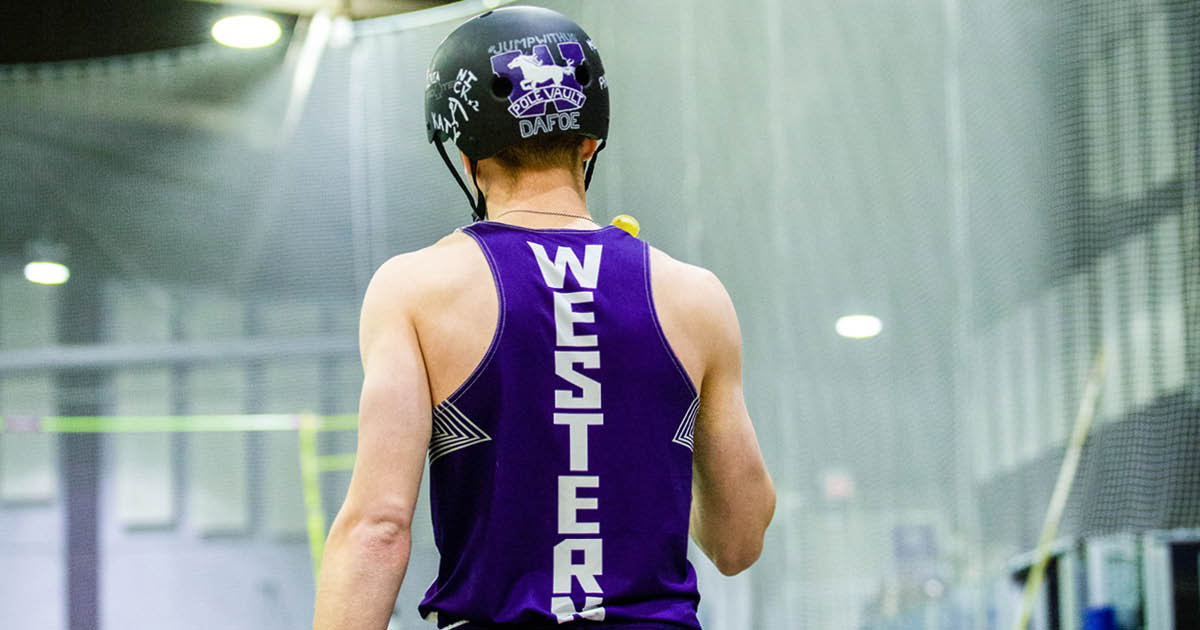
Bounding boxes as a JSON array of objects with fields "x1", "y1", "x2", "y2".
[{"x1": 1173, "y1": 542, "x2": 1200, "y2": 629}]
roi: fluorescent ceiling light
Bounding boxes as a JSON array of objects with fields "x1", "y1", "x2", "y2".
[
  {"x1": 25, "y1": 261, "x2": 70, "y2": 285},
  {"x1": 836, "y1": 314, "x2": 882, "y2": 339},
  {"x1": 212, "y1": 15, "x2": 282, "y2": 49}
]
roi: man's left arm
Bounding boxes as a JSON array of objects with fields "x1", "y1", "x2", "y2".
[{"x1": 314, "y1": 256, "x2": 432, "y2": 630}]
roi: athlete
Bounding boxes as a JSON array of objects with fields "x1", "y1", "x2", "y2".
[{"x1": 313, "y1": 7, "x2": 774, "y2": 629}]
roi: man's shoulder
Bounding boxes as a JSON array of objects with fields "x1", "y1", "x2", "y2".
[
  {"x1": 402, "y1": 229, "x2": 476, "y2": 262},
  {"x1": 373, "y1": 230, "x2": 477, "y2": 280},
  {"x1": 365, "y1": 230, "x2": 484, "y2": 307},
  {"x1": 646, "y1": 245, "x2": 738, "y2": 392},
  {"x1": 648, "y1": 245, "x2": 727, "y2": 307}
]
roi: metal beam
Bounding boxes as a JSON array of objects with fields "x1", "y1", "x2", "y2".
[
  {"x1": 0, "y1": 335, "x2": 357, "y2": 371},
  {"x1": 194, "y1": 0, "x2": 338, "y2": 15},
  {"x1": 193, "y1": 0, "x2": 454, "y2": 19}
]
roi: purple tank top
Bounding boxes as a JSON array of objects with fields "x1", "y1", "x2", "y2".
[{"x1": 418, "y1": 222, "x2": 702, "y2": 629}]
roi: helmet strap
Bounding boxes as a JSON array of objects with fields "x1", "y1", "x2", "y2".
[
  {"x1": 470, "y1": 158, "x2": 488, "y2": 221},
  {"x1": 434, "y1": 137, "x2": 484, "y2": 221},
  {"x1": 584, "y1": 138, "x2": 607, "y2": 190}
]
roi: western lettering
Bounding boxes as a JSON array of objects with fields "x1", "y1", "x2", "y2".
[
  {"x1": 528, "y1": 242, "x2": 602, "y2": 289},
  {"x1": 553, "y1": 413, "x2": 603, "y2": 471},
  {"x1": 534, "y1": 241, "x2": 607, "y2": 622},
  {"x1": 554, "y1": 291, "x2": 597, "y2": 346}
]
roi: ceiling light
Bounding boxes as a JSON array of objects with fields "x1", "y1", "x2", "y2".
[
  {"x1": 836, "y1": 314, "x2": 882, "y2": 339},
  {"x1": 25, "y1": 261, "x2": 70, "y2": 286},
  {"x1": 212, "y1": 15, "x2": 282, "y2": 49}
]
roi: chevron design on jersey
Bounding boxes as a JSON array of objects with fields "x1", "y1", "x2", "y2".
[
  {"x1": 672, "y1": 397, "x2": 700, "y2": 451},
  {"x1": 429, "y1": 400, "x2": 492, "y2": 463}
]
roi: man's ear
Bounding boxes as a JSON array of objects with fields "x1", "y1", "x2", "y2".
[
  {"x1": 580, "y1": 137, "x2": 600, "y2": 162},
  {"x1": 459, "y1": 151, "x2": 473, "y2": 178}
]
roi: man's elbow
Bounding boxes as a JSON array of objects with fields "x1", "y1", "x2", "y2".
[
  {"x1": 713, "y1": 538, "x2": 764, "y2": 576},
  {"x1": 714, "y1": 491, "x2": 775, "y2": 576},
  {"x1": 349, "y1": 516, "x2": 412, "y2": 549},
  {"x1": 332, "y1": 503, "x2": 414, "y2": 558}
]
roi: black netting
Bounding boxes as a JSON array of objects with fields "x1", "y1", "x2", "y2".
[{"x1": 0, "y1": 0, "x2": 1196, "y2": 628}]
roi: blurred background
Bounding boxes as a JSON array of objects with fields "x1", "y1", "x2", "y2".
[{"x1": 0, "y1": 0, "x2": 1197, "y2": 628}]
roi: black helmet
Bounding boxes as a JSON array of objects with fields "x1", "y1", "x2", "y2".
[{"x1": 424, "y1": 6, "x2": 609, "y2": 220}]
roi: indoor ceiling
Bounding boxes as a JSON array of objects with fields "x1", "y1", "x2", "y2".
[
  {"x1": 0, "y1": 1, "x2": 464, "y2": 299},
  {"x1": 0, "y1": 0, "x2": 455, "y2": 64}
]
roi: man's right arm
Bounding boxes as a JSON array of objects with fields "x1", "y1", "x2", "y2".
[{"x1": 688, "y1": 269, "x2": 776, "y2": 576}]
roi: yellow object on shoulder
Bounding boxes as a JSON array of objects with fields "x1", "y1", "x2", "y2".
[{"x1": 610, "y1": 214, "x2": 640, "y2": 238}]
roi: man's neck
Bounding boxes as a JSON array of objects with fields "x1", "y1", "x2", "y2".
[{"x1": 481, "y1": 168, "x2": 594, "y2": 229}]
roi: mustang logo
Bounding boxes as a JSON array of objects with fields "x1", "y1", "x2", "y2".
[
  {"x1": 508, "y1": 54, "x2": 576, "y2": 91},
  {"x1": 491, "y1": 42, "x2": 589, "y2": 119}
]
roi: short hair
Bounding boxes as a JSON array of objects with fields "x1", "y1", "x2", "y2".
[{"x1": 491, "y1": 133, "x2": 586, "y2": 172}]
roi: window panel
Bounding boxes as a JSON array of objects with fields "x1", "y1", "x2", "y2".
[
  {"x1": 1098, "y1": 251, "x2": 1125, "y2": 421},
  {"x1": 1155, "y1": 215, "x2": 1185, "y2": 392},
  {"x1": 0, "y1": 374, "x2": 57, "y2": 503},
  {"x1": 1121, "y1": 235, "x2": 1154, "y2": 407},
  {"x1": 112, "y1": 368, "x2": 174, "y2": 528}
]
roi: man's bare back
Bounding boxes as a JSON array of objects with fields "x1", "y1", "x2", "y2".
[{"x1": 390, "y1": 225, "x2": 719, "y2": 406}]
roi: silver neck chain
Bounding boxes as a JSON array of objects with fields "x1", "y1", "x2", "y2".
[{"x1": 490, "y1": 209, "x2": 597, "y2": 224}]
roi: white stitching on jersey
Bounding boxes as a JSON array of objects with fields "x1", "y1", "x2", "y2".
[
  {"x1": 429, "y1": 400, "x2": 492, "y2": 463},
  {"x1": 672, "y1": 396, "x2": 700, "y2": 451}
]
